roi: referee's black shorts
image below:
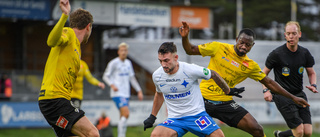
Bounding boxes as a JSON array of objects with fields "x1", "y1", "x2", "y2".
[
  {"x1": 204, "y1": 99, "x2": 248, "y2": 127},
  {"x1": 38, "y1": 98, "x2": 85, "y2": 137},
  {"x1": 273, "y1": 92, "x2": 311, "y2": 129}
]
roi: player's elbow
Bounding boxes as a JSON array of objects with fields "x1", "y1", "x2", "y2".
[{"x1": 47, "y1": 39, "x2": 56, "y2": 47}]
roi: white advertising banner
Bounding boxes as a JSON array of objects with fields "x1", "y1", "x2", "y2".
[
  {"x1": 52, "y1": 1, "x2": 115, "y2": 25},
  {"x1": 82, "y1": 100, "x2": 167, "y2": 126},
  {"x1": 116, "y1": 3, "x2": 170, "y2": 27},
  {"x1": 82, "y1": 100, "x2": 320, "y2": 126}
]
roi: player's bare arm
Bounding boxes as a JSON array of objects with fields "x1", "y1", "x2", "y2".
[
  {"x1": 210, "y1": 70, "x2": 230, "y2": 94},
  {"x1": 143, "y1": 92, "x2": 163, "y2": 130},
  {"x1": 179, "y1": 21, "x2": 201, "y2": 55},
  {"x1": 260, "y1": 76, "x2": 310, "y2": 107}
]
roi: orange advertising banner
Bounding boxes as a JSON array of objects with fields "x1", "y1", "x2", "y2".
[{"x1": 171, "y1": 6, "x2": 211, "y2": 29}]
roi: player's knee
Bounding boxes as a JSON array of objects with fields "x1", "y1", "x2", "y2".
[
  {"x1": 87, "y1": 128, "x2": 100, "y2": 137},
  {"x1": 150, "y1": 131, "x2": 160, "y2": 137},
  {"x1": 304, "y1": 131, "x2": 312, "y2": 137},
  {"x1": 251, "y1": 125, "x2": 264, "y2": 137}
]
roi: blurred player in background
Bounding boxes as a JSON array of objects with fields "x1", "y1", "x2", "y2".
[
  {"x1": 71, "y1": 59, "x2": 105, "y2": 109},
  {"x1": 179, "y1": 21, "x2": 310, "y2": 137},
  {"x1": 143, "y1": 42, "x2": 244, "y2": 137},
  {"x1": 262, "y1": 21, "x2": 318, "y2": 137},
  {"x1": 103, "y1": 42, "x2": 143, "y2": 137},
  {"x1": 38, "y1": 0, "x2": 99, "y2": 136}
]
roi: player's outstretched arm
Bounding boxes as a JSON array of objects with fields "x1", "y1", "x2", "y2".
[
  {"x1": 260, "y1": 76, "x2": 310, "y2": 107},
  {"x1": 47, "y1": 0, "x2": 70, "y2": 47},
  {"x1": 143, "y1": 92, "x2": 163, "y2": 131},
  {"x1": 179, "y1": 21, "x2": 201, "y2": 55}
]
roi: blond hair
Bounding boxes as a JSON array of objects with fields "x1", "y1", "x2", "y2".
[
  {"x1": 285, "y1": 21, "x2": 301, "y2": 32},
  {"x1": 118, "y1": 42, "x2": 129, "y2": 49}
]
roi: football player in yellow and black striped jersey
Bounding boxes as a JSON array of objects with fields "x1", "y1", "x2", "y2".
[
  {"x1": 179, "y1": 21, "x2": 309, "y2": 137},
  {"x1": 71, "y1": 60, "x2": 105, "y2": 109},
  {"x1": 38, "y1": 0, "x2": 99, "y2": 137}
]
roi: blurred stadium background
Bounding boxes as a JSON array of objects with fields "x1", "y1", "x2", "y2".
[{"x1": 1, "y1": 0, "x2": 320, "y2": 136}]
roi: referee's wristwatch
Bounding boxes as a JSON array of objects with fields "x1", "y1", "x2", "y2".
[
  {"x1": 262, "y1": 88, "x2": 269, "y2": 93},
  {"x1": 311, "y1": 84, "x2": 317, "y2": 89}
]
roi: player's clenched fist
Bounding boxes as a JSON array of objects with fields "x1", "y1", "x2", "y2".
[{"x1": 143, "y1": 114, "x2": 157, "y2": 131}]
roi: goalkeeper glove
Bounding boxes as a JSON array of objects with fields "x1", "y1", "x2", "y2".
[
  {"x1": 143, "y1": 114, "x2": 157, "y2": 131},
  {"x1": 228, "y1": 87, "x2": 245, "y2": 98}
]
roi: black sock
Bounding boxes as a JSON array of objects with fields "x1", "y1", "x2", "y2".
[{"x1": 279, "y1": 129, "x2": 294, "y2": 137}]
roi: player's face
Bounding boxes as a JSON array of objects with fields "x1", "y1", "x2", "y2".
[
  {"x1": 285, "y1": 24, "x2": 301, "y2": 47},
  {"x1": 235, "y1": 34, "x2": 254, "y2": 56},
  {"x1": 158, "y1": 52, "x2": 178, "y2": 74},
  {"x1": 118, "y1": 46, "x2": 128, "y2": 60}
]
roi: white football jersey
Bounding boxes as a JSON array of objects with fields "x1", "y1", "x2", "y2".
[
  {"x1": 103, "y1": 57, "x2": 135, "y2": 98},
  {"x1": 152, "y1": 61, "x2": 211, "y2": 118}
]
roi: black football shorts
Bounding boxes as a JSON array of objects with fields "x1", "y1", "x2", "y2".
[{"x1": 39, "y1": 98, "x2": 85, "y2": 137}]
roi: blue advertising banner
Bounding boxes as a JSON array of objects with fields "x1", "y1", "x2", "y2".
[
  {"x1": 0, "y1": 0, "x2": 51, "y2": 20},
  {"x1": 0, "y1": 102, "x2": 50, "y2": 128}
]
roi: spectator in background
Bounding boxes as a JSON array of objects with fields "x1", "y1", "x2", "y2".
[
  {"x1": 71, "y1": 59, "x2": 105, "y2": 109},
  {"x1": 262, "y1": 21, "x2": 317, "y2": 137},
  {"x1": 0, "y1": 73, "x2": 12, "y2": 101},
  {"x1": 96, "y1": 112, "x2": 113, "y2": 137},
  {"x1": 103, "y1": 42, "x2": 143, "y2": 137}
]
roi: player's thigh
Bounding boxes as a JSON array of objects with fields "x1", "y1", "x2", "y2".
[
  {"x1": 151, "y1": 126, "x2": 177, "y2": 137},
  {"x1": 120, "y1": 106, "x2": 130, "y2": 117},
  {"x1": 71, "y1": 116, "x2": 99, "y2": 136},
  {"x1": 207, "y1": 128, "x2": 225, "y2": 137}
]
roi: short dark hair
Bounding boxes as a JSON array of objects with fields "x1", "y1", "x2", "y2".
[
  {"x1": 158, "y1": 42, "x2": 177, "y2": 54},
  {"x1": 238, "y1": 28, "x2": 256, "y2": 39},
  {"x1": 69, "y1": 8, "x2": 93, "y2": 29}
]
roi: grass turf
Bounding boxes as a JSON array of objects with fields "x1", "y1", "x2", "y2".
[{"x1": 1, "y1": 124, "x2": 320, "y2": 137}]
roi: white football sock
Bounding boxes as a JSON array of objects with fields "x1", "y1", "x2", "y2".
[{"x1": 118, "y1": 116, "x2": 127, "y2": 137}]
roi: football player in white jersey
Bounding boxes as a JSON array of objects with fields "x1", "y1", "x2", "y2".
[
  {"x1": 143, "y1": 42, "x2": 244, "y2": 137},
  {"x1": 103, "y1": 42, "x2": 143, "y2": 137}
]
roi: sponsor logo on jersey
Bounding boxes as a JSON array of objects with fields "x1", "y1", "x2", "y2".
[
  {"x1": 39, "y1": 90, "x2": 45, "y2": 97},
  {"x1": 231, "y1": 60, "x2": 239, "y2": 67},
  {"x1": 181, "y1": 80, "x2": 189, "y2": 88},
  {"x1": 203, "y1": 68, "x2": 209, "y2": 75},
  {"x1": 56, "y1": 116, "x2": 69, "y2": 129},
  {"x1": 119, "y1": 73, "x2": 129, "y2": 76},
  {"x1": 166, "y1": 79, "x2": 181, "y2": 82},
  {"x1": 282, "y1": 67, "x2": 290, "y2": 76},
  {"x1": 242, "y1": 61, "x2": 249, "y2": 67},
  {"x1": 74, "y1": 49, "x2": 80, "y2": 59},
  {"x1": 298, "y1": 66, "x2": 304, "y2": 74},
  {"x1": 195, "y1": 116, "x2": 212, "y2": 130},
  {"x1": 170, "y1": 86, "x2": 178, "y2": 93},
  {"x1": 160, "y1": 84, "x2": 166, "y2": 87},
  {"x1": 164, "y1": 91, "x2": 191, "y2": 99},
  {"x1": 162, "y1": 119, "x2": 174, "y2": 125},
  {"x1": 222, "y1": 56, "x2": 230, "y2": 62}
]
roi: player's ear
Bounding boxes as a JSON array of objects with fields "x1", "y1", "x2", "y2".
[{"x1": 86, "y1": 23, "x2": 91, "y2": 31}]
